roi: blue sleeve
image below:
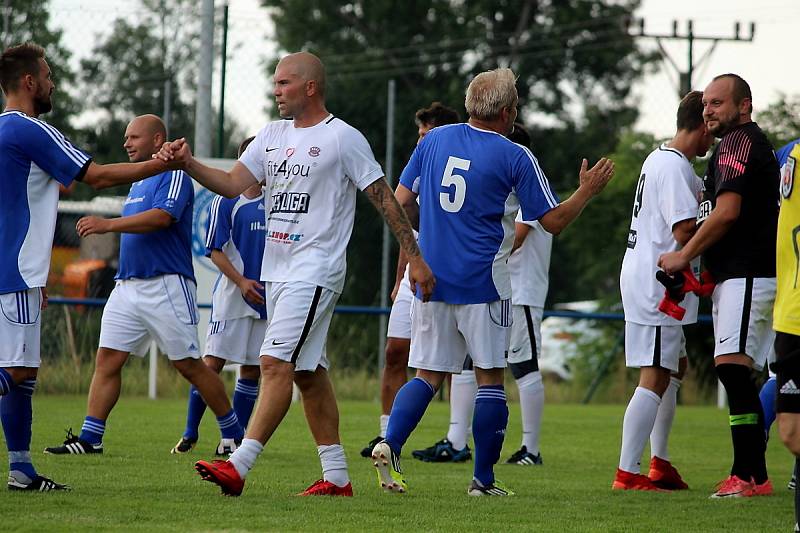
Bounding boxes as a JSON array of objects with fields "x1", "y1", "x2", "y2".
[
  {"x1": 399, "y1": 142, "x2": 423, "y2": 191},
  {"x1": 204, "y1": 196, "x2": 233, "y2": 255},
  {"x1": 15, "y1": 116, "x2": 91, "y2": 186},
  {"x1": 777, "y1": 139, "x2": 800, "y2": 167},
  {"x1": 152, "y1": 170, "x2": 193, "y2": 221},
  {"x1": 513, "y1": 147, "x2": 560, "y2": 221}
]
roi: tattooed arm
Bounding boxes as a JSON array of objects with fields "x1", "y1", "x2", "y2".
[{"x1": 363, "y1": 178, "x2": 435, "y2": 301}]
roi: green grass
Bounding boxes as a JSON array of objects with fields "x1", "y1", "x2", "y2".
[{"x1": 1, "y1": 397, "x2": 794, "y2": 532}]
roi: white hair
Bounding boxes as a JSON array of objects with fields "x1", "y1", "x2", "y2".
[{"x1": 465, "y1": 68, "x2": 518, "y2": 121}]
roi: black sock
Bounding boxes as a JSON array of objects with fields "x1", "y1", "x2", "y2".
[{"x1": 716, "y1": 363, "x2": 768, "y2": 483}]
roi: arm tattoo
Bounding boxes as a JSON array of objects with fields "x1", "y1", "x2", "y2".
[{"x1": 365, "y1": 179, "x2": 421, "y2": 258}]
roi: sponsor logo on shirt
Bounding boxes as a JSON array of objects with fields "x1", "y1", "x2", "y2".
[
  {"x1": 309, "y1": 146, "x2": 321, "y2": 157},
  {"x1": 626, "y1": 229, "x2": 637, "y2": 249},
  {"x1": 270, "y1": 192, "x2": 310, "y2": 214},
  {"x1": 124, "y1": 196, "x2": 145, "y2": 205},
  {"x1": 697, "y1": 200, "x2": 712, "y2": 223},
  {"x1": 268, "y1": 230, "x2": 303, "y2": 243},
  {"x1": 249, "y1": 221, "x2": 267, "y2": 232},
  {"x1": 267, "y1": 159, "x2": 311, "y2": 179}
]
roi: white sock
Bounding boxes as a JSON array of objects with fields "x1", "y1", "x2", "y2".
[
  {"x1": 379, "y1": 414, "x2": 390, "y2": 438},
  {"x1": 447, "y1": 370, "x2": 477, "y2": 450},
  {"x1": 650, "y1": 377, "x2": 681, "y2": 461},
  {"x1": 229, "y1": 438, "x2": 263, "y2": 479},
  {"x1": 619, "y1": 387, "x2": 661, "y2": 474},
  {"x1": 318, "y1": 444, "x2": 350, "y2": 487},
  {"x1": 517, "y1": 371, "x2": 544, "y2": 455}
]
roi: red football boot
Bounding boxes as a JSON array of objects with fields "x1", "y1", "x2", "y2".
[
  {"x1": 612, "y1": 468, "x2": 667, "y2": 492},
  {"x1": 648, "y1": 456, "x2": 689, "y2": 490},
  {"x1": 297, "y1": 479, "x2": 354, "y2": 496},
  {"x1": 195, "y1": 460, "x2": 245, "y2": 496},
  {"x1": 710, "y1": 475, "x2": 755, "y2": 498}
]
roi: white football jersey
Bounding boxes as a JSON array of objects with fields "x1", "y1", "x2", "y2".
[
  {"x1": 240, "y1": 115, "x2": 383, "y2": 293},
  {"x1": 620, "y1": 145, "x2": 702, "y2": 325},
  {"x1": 508, "y1": 211, "x2": 552, "y2": 307}
]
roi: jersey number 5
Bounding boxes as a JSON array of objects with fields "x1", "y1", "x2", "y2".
[{"x1": 440, "y1": 156, "x2": 470, "y2": 213}]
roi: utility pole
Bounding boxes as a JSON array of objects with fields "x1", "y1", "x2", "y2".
[
  {"x1": 632, "y1": 20, "x2": 755, "y2": 96},
  {"x1": 216, "y1": 3, "x2": 229, "y2": 158},
  {"x1": 195, "y1": 0, "x2": 214, "y2": 157}
]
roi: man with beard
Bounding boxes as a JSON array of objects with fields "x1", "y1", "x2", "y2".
[
  {"x1": 660, "y1": 73, "x2": 780, "y2": 498},
  {"x1": 0, "y1": 42, "x2": 181, "y2": 491}
]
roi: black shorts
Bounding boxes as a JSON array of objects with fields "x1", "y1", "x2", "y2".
[{"x1": 772, "y1": 332, "x2": 800, "y2": 414}]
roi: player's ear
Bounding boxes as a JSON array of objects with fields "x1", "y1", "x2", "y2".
[{"x1": 23, "y1": 73, "x2": 35, "y2": 92}]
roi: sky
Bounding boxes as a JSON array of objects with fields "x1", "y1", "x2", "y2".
[{"x1": 47, "y1": 0, "x2": 798, "y2": 140}]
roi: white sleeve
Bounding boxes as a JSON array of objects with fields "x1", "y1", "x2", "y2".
[
  {"x1": 339, "y1": 126, "x2": 384, "y2": 191},
  {"x1": 657, "y1": 166, "x2": 699, "y2": 230},
  {"x1": 515, "y1": 209, "x2": 537, "y2": 228},
  {"x1": 238, "y1": 127, "x2": 269, "y2": 183}
]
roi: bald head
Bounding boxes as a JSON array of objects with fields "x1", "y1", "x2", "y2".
[
  {"x1": 123, "y1": 114, "x2": 167, "y2": 162},
  {"x1": 277, "y1": 52, "x2": 326, "y2": 97},
  {"x1": 131, "y1": 114, "x2": 167, "y2": 138}
]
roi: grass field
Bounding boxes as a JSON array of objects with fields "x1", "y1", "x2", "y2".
[{"x1": 1, "y1": 396, "x2": 795, "y2": 532}]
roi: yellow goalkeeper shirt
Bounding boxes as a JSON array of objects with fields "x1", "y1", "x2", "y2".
[{"x1": 774, "y1": 143, "x2": 800, "y2": 335}]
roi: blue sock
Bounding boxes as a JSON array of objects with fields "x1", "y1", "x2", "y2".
[
  {"x1": 79, "y1": 416, "x2": 105, "y2": 445},
  {"x1": 385, "y1": 377, "x2": 435, "y2": 454},
  {"x1": 233, "y1": 379, "x2": 259, "y2": 430},
  {"x1": 184, "y1": 385, "x2": 207, "y2": 440},
  {"x1": 2, "y1": 379, "x2": 37, "y2": 480},
  {"x1": 0, "y1": 368, "x2": 12, "y2": 395},
  {"x1": 216, "y1": 409, "x2": 243, "y2": 440},
  {"x1": 472, "y1": 385, "x2": 508, "y2": 486},
  {"x1": 760, "y1": 376, "x2": 777, "y2": 438}
]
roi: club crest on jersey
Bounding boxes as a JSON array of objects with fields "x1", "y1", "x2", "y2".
[
  {"x1": 286, "y1": 148, "x2": 295, "y2": 158},
  {"x1": 782, "y1": 156, "x2": 795, "y2": 199},
  {"x1": 309, "y1": 146, "x2": 321, "y2": 157}
]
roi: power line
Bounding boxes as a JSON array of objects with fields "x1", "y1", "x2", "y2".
[{"x1": 631, "y1": 18, "x2": 755, "y2": 97}]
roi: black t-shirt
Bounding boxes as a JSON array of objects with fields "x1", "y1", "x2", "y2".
[{"x1": 699, "y1": 122, "x2": 779, "y2": 281}]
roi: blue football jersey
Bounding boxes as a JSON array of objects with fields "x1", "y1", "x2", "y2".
[
  {"x1": 116, "y1": 170, "x2": 194, "y2": 281},
  {"x1": 777, "y1": 138, "x2": 800, "y2": 167},
  {"x1": 205, "y1": 193, "x2": 267, "y2": 319},
  {"x1": 0, "y1": 111, "x2": 91, "y2": 294},
  {"x1": 399, "y1": 123, "x2": 559, "y2": 304}
]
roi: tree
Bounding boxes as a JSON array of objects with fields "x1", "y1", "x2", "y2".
[
  {"x1": 756, "y1": 93, "x2": 800, "y2": 149},
  {"x1": 259, "y1": 0, "x2": 653, "y2": 369},
  {"x1": 74, "y1": 1, "x2": 243, "y2": 199},
  {"x1": 1, "y1": 0, "x2": 81, "y2": 136}
]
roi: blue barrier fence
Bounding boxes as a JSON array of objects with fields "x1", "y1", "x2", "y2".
[{"x1": 48, "y1": 297, "x2": 713, "y2": 323}]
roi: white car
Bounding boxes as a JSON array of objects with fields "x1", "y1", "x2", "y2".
[{"x1": 538, "y1": 300, "x2": 602, "y2": 380}]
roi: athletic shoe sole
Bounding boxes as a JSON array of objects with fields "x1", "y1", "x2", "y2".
[{"x1": 372, "y1": 442, "x2": 405, "y2": 493}]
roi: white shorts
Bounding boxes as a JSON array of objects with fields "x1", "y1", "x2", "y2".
[
  {"x1": 624, "y1": 322, "x2": 686, "y2": 373},
  {"x1": 711, "y1": 277, "x2": 775, "y2": 370},
  {"x1": 99, "y1": 275, "x2": 201, "y2": 360},
  {"x1": 508, "y1": 305, "x2": 543, "y2": 366},
  {"x1": 386, "y1": 276, "x2": 413, "y2": 339},
  {"x1": 205, "y1": 317, "x2": 266, "y2": 366},
  {"x1": 409, "y1": 298, "x2": 511, "y2": 373},
  {"x1": 261, "y1": 281, "x2": 338, "y2": 372},
  {"x1": 0, "y1": 288, "x2": 43, "y2": 368}
]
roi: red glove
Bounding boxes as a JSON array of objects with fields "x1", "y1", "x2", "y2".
[{"x1": 656, "y1": 267, "x2": 715, "y2": 320}]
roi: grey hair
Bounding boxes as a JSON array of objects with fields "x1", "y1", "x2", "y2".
[{"x1": 465, "y1": 68, "x2": 518, "y2": 121}]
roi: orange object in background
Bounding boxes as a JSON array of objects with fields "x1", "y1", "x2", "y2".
[{"x1": 62, "y1": 259, "x2": 107, "y2": 299}]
